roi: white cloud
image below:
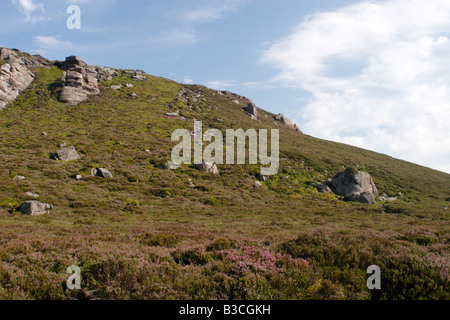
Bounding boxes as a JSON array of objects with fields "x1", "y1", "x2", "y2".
[
  {"x1": 261, "y1": 0, "x2": 450, "y2": 173},
  {"x1": 204, "y1": 80, "x2": 236, "y2": 90},
  {"x1": 181, "y1": 0, "x2": 248, "y2": 23},
  {"x1": 12, "y1": 0, "x2": 45, "y2": 21},
  {"x1": 183, "y1": 76, "x2": 194, "y2": 84},
  {"x1": 34, "y1": 35, "x2": 72, "y2": 55}
]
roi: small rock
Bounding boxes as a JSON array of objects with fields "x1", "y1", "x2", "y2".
[
  {"x1": 193, "y1": 161, "x2": 219, "y2": 174},
  {"x1": 255, "y1": 173, "x2": 267, "y2": 182},
  {"x1": 24, "y1": 192, "x2": 39, "y2": 198},
  {"x1": 255, "y1": 181, "x2": 262, "y2": 187},
  {"x1": 51, "y1": 146, "x2": 81, "y2": 161},
  {"x1": 308, "y1": 182, "x2": 332, "y2": 194},
  {"x1": 41, "y1": 132, "x2": 47, "y2": 136},
  {"x1": 111, "y1": 84, "x2": 122, "y2": 90},
  {"x1": 19, "y1": 200, "x2": 52, "y2": 216},
  {"x1": 188, "y1": 179, "x2": 195, "y2": 188},
  {"x1": 75, "y1": 174, "x2": 83, "y2": 180},
  {"x1": 160, "y1": 161, "x2": 180, "y2": 170},
  {"x1": 91, "y1": 168, "x2": 113, "y2": 178},
  {"x1": 125, "y1": 83, "x2": 134, "y2": 88},
  {"x1": 58, "y1": 142, "x2": 67, "y2": 148},
  {"x1": 14, "y1": 175, "x2": 25, "y2": 181},
  {"x1": 130, "y1": 92, "x2": 138, "y2": 97}
]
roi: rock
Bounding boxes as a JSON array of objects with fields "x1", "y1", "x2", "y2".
[
  {"x1": 193, "y1": 161, "x2": 219, "y2": 174},
  {"x1": 56, "y1": 56, "x2": 100, "y2": 105},
  {"x1": 346, "y1": 192, "x2": 376, "y2": 204},
  {"x1": 58, "y1": 142, "x2": 67, "y2": 148},
  {"x1": 255, "y1": 181, "x2": 262, "y2": 187},
  {"x1": 243, "y1": 102, "x2": 258, "y2": 120},
  {"x1": 24, "y1": 192, "x2": 39, "y2": 198},
  {"x1": 51, "y1": 146, "x2": 81, "y2": 161},
  {"x1": 19, "y1": 200, "x2": 52, "y2": 216},
  {"x1": 75, "y1": 174, "x2": 83, "y2": 180},
  {"x1": 233, "y1": 100, "x2": 239, "y2": 104},
  {"x1": 13, "y1": 175, "x2": 25, "y2": 181},
  {"x1": 0, "y1": 48, "x2": 36, "y2": 110},
  {"x1": 308, "y1": 182, "x2": 332, "y2": 194},
  {"x1": 378, "y1": 196, "x2": 387, "y2": 202},
  {"x1": 161, "y1": 161, "x2": 180, "y2": 170},
  {"x1": 188, "y1": 179, "x2": 195, "y2": 188},
  {"x1": 165, "y1": 112, "x2": 179, "y2": 117},
  {"x1": 274, "y1": 114, "x2": 302, "y2": 132},
  {"x1": 330, "y1": 169, "x2": 378, "y2": 204},
  {"x1": 125, "y1": 83, "x2": 134, "y2": 88},
  {"x1": 91, "y1": 168, "x2": 113, "y2": 178},
  {"x1": 130, "y1": 92, "x2": 138, "y2": 97},
  {"x1": 111, "y1": 84, "x2": 122, "y2": 90},
  {"x1": 255, "y1": 173, "x2": 267, "y2": 182}
]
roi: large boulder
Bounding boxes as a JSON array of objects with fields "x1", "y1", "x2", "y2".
[
  {"x1": 51, "y1": 146, "x2": 81, "y2": 161},
  {"x1": 19, "y1": 200, "x2": 52, "y2": 216},
  {"x1": 330, "y1": 169, "x2": 378, "y2": 204},
  {"x1": 243, "y1": 102, "x2": 258, "y2": 120}
]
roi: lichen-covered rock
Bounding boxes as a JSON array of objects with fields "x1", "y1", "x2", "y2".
[
  {"x1": 330, "y1": 169, "x2": 378, "y2": 204},
  {"x1": 274, "y1": 114, "x2": 302, "y2": 132},
  {"x1": 193, "y1": 161, "x2": 219, "y2": 174}
]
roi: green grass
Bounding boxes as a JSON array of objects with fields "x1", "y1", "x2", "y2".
[{"x1": 0, "y1": 62, "x2": 448, "y2": 300}]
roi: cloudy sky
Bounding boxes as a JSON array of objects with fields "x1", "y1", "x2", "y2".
[{"x1": 1, "y1": 0, "x2": 449, "y2": 173}]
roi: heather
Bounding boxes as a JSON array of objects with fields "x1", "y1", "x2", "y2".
[{"x1": 0, "y1": 60, "x2": 449, "y2": 300}]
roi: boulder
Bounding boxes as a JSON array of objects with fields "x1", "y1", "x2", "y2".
[
  {"x1": 193, "y1": 161, "x2": 219, "y2": 174},
  {"x1": 243, "y1": 102, "x2": 258, "y2": 120},
  {"x1": 111, "y1": 84, "x2": 122, "y2": 90},
  {"x1": 330, "y1": 169, "x2": 378, "y2": 204},
  {"x1": 161, "y1": 161, "x2": 180, "y2": 170},
  {"x1": 51, "y1": 146, "x2": 81, "y2": 161},
  {"x1": 91, "y1": 168, "x2": 113, "y2": 178},
  {"x1": 19, "y1": 200, "x2": 52, "y2": 216},
  {"x1": 13, "y1": 175, "x2": 25, "y2": 181}
]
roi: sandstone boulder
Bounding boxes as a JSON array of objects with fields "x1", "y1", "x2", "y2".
[{"x1": 19, "y1": 200, "x2": 52, "y2": 216}]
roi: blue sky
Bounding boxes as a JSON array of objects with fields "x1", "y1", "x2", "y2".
[{"x1": 1, "y1": 0, "x2": 450, "y2": 174}]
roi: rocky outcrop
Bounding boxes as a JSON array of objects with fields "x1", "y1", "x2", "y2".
[
  {"x1": 0, "y1": 48, "x2": 53, "y2": 110},
  {"x1": 330, "y1": 169, "x2": 378, "y2": 204},
  {"x1": 57, "y1": 56, "x2": 100, "y2": 105},
  {"x1": 19, "y1": 200, "x2": 52, "y2": 216},
  {"x1": 274, "y1": 114, "x2": 302, "y2": 132},
  {"x1": 243, "y1": 102, "x2": 258, "y2": 120},
  {"x1": 91, "y1": 168, "x2": 113, "y2": 178},
  {"x1": 51, "y1": 146, "x2": 81, "y2": 161},
  {"x1": 193, "y1": 161, "x2": 219, "y2": 174}
]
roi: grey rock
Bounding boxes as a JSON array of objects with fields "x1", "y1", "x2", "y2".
[
  {"x1": 346, "y1": 192, "x2": 376, "y2": 204},
  {"x1": 130, "y1": 92, "x2": 138, "y2": 97},
  {"x1": 331, "y1": 170, "x2": 378, "y2": 204},
  {"x1": 13, "y1": 175, "x2": 26, "y2": 181},
  {"x1": 193, "y1": 161, "x2": 219, "y2": 174},
  {"x1": 125, "y1": 83, "x2": 134, "y2": 88},
  {"x1": 308, "y1": 182, "x2": 332, "y2": 194},
  {"x1": 274, "y1": 113, "x2": 302, "y2": 132},
  {"x1": 24, "y1": 192, "x2": 39, "y2": 198},
  {"x1": 188, "y1": 179, "x2": 195, "y2": 188},
  {"x1": 255, "y1": 181, "x2": 262, "y2": 187},
  {"x1": 75, "y1": 174, "x2": 83, "y2": 180},
  {"x1": 19, "y1": 200, "x2": 52, "y2": 216},
  {"x1": 51, "y1": 146, "x2": 81, "y2": 161},
  {"x1": 161, "y1": 161, "x2": 180, "y2": 170},
  {"x1": 255, "y1": 173, "x2": 267, "y2": 182},
  {"x1": 91, "y1": 168, "x2": 113, "y2": 178},
  {"x1": 243, "y1": 102, "x2": 258, "y2": 120},
  {"x1": 111, "y1": 84, "x2": 122, "y2": 90}
]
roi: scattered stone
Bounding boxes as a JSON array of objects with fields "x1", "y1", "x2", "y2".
[
  {"x1": 125, "y1": 83, "x2": 134, "y2": 88},
  {"x1": 41, "y1": 132, "x2": 48, "y2": 136},
  {"x1": 51, "y1": 146, "x2": 81, "y2": 161},
  {"x1": 130, "y1": 92, "x2": 138, "y2": 97},
  {"x1": 91, "y1": 168, "x2": 113, "y2": 178},
  {"x1": 308, "y1": 182, "x2": 332, "y2": 194},
  {"x1": 75, "y1": 174, "x2": 83, "y2": 181},
  {"x1": 193, "y1": 161, "x2": 219, "y2": 174},
  {"x1": 255, "y1": 181, "x2": 262, "y2": 187},
  {"x1": 58, "y1": 142, "x2": 67, "y2": 148},
  {"x1": 161, "y1": 161, "x2": 180, "y2": 170},
  {"x1": 111, "y1": 84, "x2": 122, "y2": 90},
  {"x1": 165, "y1": 112, "x2": 179, "y2": 117},
  {"x1": 255, "y1": 173, "x2": 267, "y2": 182},
  {"x1": 188, "y1": 179, "x2": 195, "y2": 188},
  {"x1": 346, "y1": 192, "x2": 376, "y2": 204},
  {"x1": 19, "y1": 200, "x2": 52, "y2": 216},
  {"x1": 24, "y1": 192, "x2": 39, "y2": 198},
  {"x1": 13, "y1": 175, "x2": 25, "y2": 181},
  {"x1": 233, "y1": 100, "x2": 239, "y2": 104}
]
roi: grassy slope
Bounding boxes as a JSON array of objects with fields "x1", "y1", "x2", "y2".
[{"x1": 0, "y1": 65, "x2": 448, "y2": 300}]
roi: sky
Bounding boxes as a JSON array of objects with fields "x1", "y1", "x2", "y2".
[{"x1": 1, "y1": 0, "x2": 449, "y2": 174}]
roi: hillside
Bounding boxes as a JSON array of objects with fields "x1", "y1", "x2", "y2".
[{"x1": 0, "y1": 48, "x2": 449, "y2": 300}]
